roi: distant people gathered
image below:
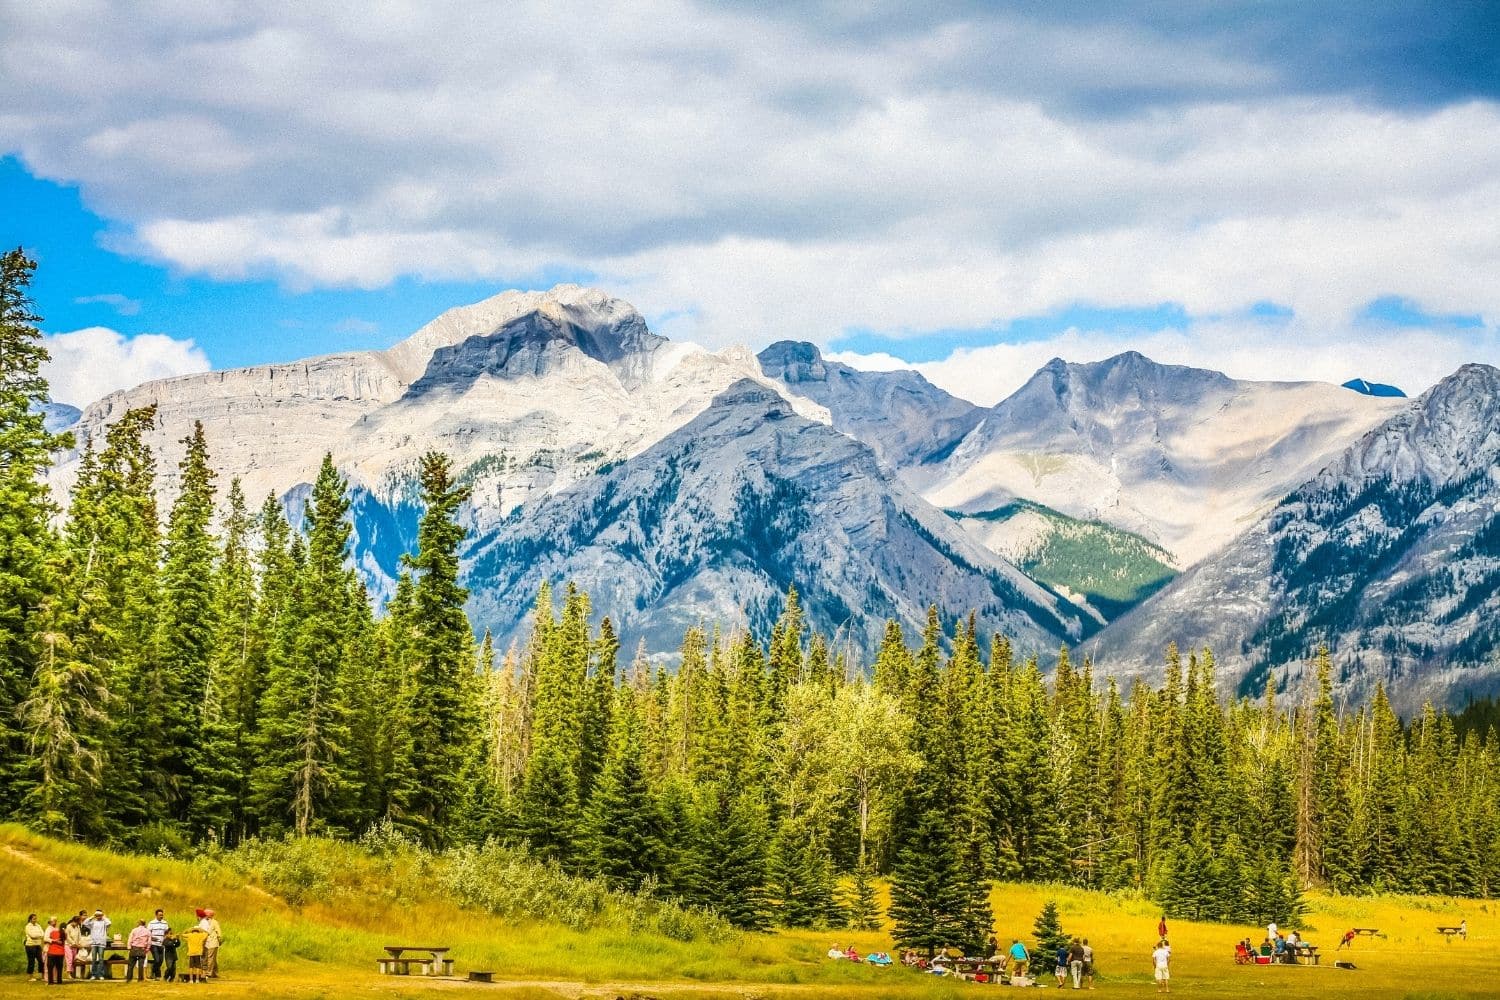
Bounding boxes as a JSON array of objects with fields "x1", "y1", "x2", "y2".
[{"x1": 17, "y1": 906, "x2": 222, "y2": 983}]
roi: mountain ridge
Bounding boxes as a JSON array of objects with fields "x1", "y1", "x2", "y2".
[{"x1": 1088, "y1": 362, "x2": 1500, "y2": 712}]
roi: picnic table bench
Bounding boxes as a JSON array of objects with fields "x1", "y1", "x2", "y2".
[
  {"x1": 1351, "y1": 927, "x2": 1384, "y2": 938},
  {"x1": 1293, "y1": 945, "x2": 1320, "y2": 966},
  {"x1": 946, "y1": 958, "x2": 1009, "y2": 984},
  {"x1": 377, "y1": 945, "x2": 454, "y2": 977},
  {"x1": 1437, "y1": 926, "x2": 1467, "y2": 941}
]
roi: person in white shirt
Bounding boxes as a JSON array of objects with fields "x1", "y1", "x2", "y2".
[
  {"x1": 1267, "y1": 921, "x2": 1278, "y2": 942},
  {"x1": 1152, "y1": 939, "x2": 1171, "y2": 994},
  {"x1": 147, "y1": 909, "x2": 170, "y2": 980},
  {"x1": 84, "y1": 910, "x2": 111, "y2": 981}
]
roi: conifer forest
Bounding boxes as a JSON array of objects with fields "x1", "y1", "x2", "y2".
[{"x1": 4, "y1": 248, "x2": 1499, "y2": 955}]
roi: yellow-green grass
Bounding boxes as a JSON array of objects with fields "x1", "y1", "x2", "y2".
[{"x1": 1, "y1": 824, "x2": 1494, "y2": 999}]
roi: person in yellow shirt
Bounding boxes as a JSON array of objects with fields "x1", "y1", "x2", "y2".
[{"x1": 181, "y1": 924, "x2": 209, "y2": 984}]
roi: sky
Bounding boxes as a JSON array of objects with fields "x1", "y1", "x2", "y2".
[{"x1": 3, "y1": 1, "x2": 1499, "y2": 406}]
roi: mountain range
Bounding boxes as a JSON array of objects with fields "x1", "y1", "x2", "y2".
[{"x1": 49, "y1": 286, "x2": 1500, "y2": 709}]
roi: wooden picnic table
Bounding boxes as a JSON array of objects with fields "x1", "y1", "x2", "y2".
[
  {"x1": 1351, "y1": 927, "x2": 1384, "y2": 938},
  {"x1": 378, "y1": 945, "x2": 453, "y2": 977},
  {"x1": 1293, "y1": 945, "x2": 1320, "y2": 966},
  {"x1": 947, "y1": 958, "x2": 1009, "y2": 984},
  {"x1": 1437, "y1": 926, "x2": 1467, "y2": 940}
]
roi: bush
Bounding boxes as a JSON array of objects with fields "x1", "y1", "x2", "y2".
[
  {"x1": 211, "y1": 833, "x2": 734, "y2": 944},
  {"x1": 130, "y1": 822, "x2": 192, "y2": 859}
]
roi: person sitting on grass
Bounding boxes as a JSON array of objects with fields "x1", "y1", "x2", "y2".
[
  {"x1": 827, "y1": 944, "x2": 844, "y2": 960},
  {"x1": 1235, "y1": 940, "x2": 1251, "y2": 964},
  {"x1": 844, "y1": 946, "x2": 862, "y2": 962}
]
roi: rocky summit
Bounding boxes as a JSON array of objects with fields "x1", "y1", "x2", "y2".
[{"x1": 50, "y1": 288, "x2": 1500, "y2": 706}]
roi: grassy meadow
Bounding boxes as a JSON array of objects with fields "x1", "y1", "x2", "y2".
[{"x1": 1, "y1": 824, "x2": 1495, "y2": 999}]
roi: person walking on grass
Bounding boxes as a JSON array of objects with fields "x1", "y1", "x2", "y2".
[
  {"x1": 23, "y1": 914, "x2": 45, "y2": 981},
  {"x1": 84, "y1": 908, "x2": 111, "y2": 980},
  {"x1": 125, "y1": 919, "x2": 151, "y2": 982},
  {"x1": 1152, "y1": 939, "x2": 1171, "y2": 994},
  {"x1": 148, "y1": 909, "x2": 169, "y2": 979},
  {"x1": 43, "y1": 918, "x2": 65, "y2": 986}
]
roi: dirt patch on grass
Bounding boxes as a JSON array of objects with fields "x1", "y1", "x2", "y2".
[{"x1": 3, "y1": 842, "x2": 67, "y2": 879}]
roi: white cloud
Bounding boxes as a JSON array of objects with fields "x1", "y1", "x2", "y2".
[
  {"x1": 2, "y1": 3, "x2": 1498, "y2": 372},
  {"x1": 74, "y1": 292, "x2": 142, "y2": 316},
  {"x1": 42, "y1": 327, "x2": 211, "y2": 406}
]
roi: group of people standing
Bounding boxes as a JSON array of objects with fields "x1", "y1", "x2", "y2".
[{"x1": 21, "y1": 907, "x2": 223, "y2": 985}]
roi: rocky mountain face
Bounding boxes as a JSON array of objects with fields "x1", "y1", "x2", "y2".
[
  {"x1": 757, "y1": 341, "x2": 983, "y2": 472},
  {"x1": 51, "y1": 284, "x2": 1499, "y2": 706},
  {"x1": 466, "y1": 379, "x2": 1085, "y2": 653},
  {"x1": 52, "y1": 285, "x2": 1077, "y2": 657},
  {"x1": 55, "y1": 286, "x2": 828, "y2": 587},
  {"x1": 38, "y1": 401, "x2": 81, "y2": 434},
  {"x1": 924, "y1": 351, "x2": 1405, "y2": 565},
  {"x1": 1088, "y1": 364, "x2": 1500, "y2": 713}
]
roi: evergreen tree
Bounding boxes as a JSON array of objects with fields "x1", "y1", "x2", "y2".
[
  {"x1": 395, "y1": 452, "x2": 474, "y2": 844},
  {"x1": 65, "y1": 406, "x2": 160, "y2": 834},
  {"x1": 152, "y1": 421, "x2": 217, "y2": 825},
  {"x1": 193, "y1": 479, "x2": 259, "y2": 842},
  {"x1": 1032, "y1": 899, "x2": 1069, "y2": 969},
  {"x1": 251, "y1": 455, "x2": 358, "y2": 836},
  {"x1": 0, "y1": 247, "x2": 70, "y2": 814},
  {"x1": 843, "y1": 859, "x2": 882, "y2": 931},
  {"x1": 17, "y1": 588, "x2": 108, "y2": 836},
  {"x1": 584, "y1": 692, "x2": 660, "y2": 888}
]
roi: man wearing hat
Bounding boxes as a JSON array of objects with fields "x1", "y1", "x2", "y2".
[{"x1": 198, "y1": 908, "x2": 223, "y2": 978}]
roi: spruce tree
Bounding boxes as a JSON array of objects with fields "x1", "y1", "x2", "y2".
[
  {"x1": 1032, "y1": 899, "x2": 1068, "y2": 967},
  {"x1": 17, "y1": 587, "x2": 108, "y2": 836},
  {"x1": 153, "y1": 421, "x2": 217, "y2": 825},
  {"x1": 0, "y1": 247, "x2": 70, "y2": 814},
  {"x1": 193, "y1": 479, "x2": 259, "y2": 842},
  {"x1": 396, "y1": 452, "x2": 474, "y2": 844},
  {"x1": 251, "y1": 455, "x2": 358, "y2": 836},
  {"x1": 843, "y1": 859, "x2": 882, "y2": 930},
  {"x1": 65, "y1": 406, "x2": 160, "y2": 834},
  {"x1": 585, "y1": 693, "x2": 660, "y2": 888}
]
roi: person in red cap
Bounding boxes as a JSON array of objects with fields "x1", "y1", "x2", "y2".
[{"x1": 198, "y1": 909, "x2": 222, "y2": 978}]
